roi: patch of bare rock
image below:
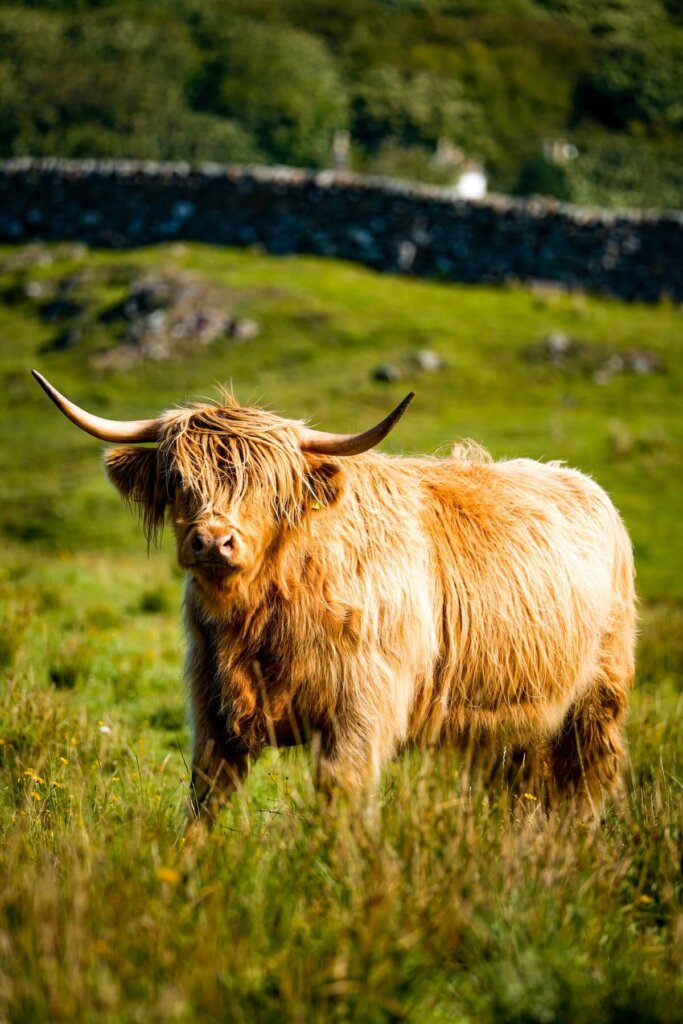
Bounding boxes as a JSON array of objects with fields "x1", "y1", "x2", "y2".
[
  {"x1": 1, "y1": 253, "x2": 259, "y2": 369},
  {"x1": 527, "y1": 330, "x2": 664, "y2": 384},
  {"x1": 92, "y1": 271, "x2": 259, "y2": 369}
]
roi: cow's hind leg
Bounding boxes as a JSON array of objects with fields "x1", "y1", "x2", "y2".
[{"x1": 546, "y1": 620, "x2": 634, "y2": 814}]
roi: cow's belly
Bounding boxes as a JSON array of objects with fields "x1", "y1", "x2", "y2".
[{"x1": 411, "y1": 594, "x2": 604, "y2": 749}]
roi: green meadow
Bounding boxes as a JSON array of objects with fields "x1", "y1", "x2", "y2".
[{"x1": 0, "y1": 243, "x2": 681, "y2": 1022}]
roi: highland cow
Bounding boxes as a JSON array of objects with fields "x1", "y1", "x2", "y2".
[{"x1": 33, "y1": 370, "x2": 636, "y2": 820}]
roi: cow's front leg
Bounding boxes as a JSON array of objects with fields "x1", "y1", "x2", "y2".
[
  {"x1": 314, "y1": 670, "x2": 407, "y2": 800},
  {"x1": 183, "y1": 605, "x2": 252, "y2": 830},
  {"x1": 185, "y1": 663, "x2": 250, "y2": 830},
  {"x1": 314, "y1": 723, "x2": 388, "y2": 799},
  {"x1": 188, "y1": 732, "x2": 250, "y2": 828}
]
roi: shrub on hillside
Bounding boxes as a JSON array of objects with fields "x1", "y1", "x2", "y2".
[
  {"x1": 515, "y1": 155, "x2": 573, "y2": 202},
  {"x1": 0, "y1": 9, "x2": 261, "y2": 163},
  {"x1": 191, "y1": 18, "x2": 348, "y2": 167},
  {"x1": 355, "y1": 141, "x2": 457, "y2": 185},
  {"x1": 566, "y1": 135, "x2": 683, "y2": 210},
  {"x1": 576, "y1": 32, "x2": 683, "y2": 131},
  {"x1": 351, "y1": 66, "x2": 483, "y2": 153}
]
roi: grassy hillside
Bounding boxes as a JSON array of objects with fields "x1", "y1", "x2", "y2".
[{"x1": 0, "y1": 243, "x2": 681, "y2": 1021}]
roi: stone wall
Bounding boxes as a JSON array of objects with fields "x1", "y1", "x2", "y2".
[{"x1": 1, "y1": 158, "x2": 681, "y2": 301}]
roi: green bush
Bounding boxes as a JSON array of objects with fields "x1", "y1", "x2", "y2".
[
  {"x1": 576, "y1": 33, "x2": 683, "y2": 131},
  {"x1": 355, "y1": 141, "x2": 457, "y2": 184},
  {"x1": 351, "y1": 66, "x2": 482, "y2": 152},
  {"x1": 192, "y1": 18, "x2": 348, "y2": 167},
  {"x1": 566, "y1": 134, "x2": 683, "y2": 210},
  {"x1": 515, "y1": 154, "x2": 573, "y2": 201},
  {"x1": 0, "y1": 8, "x2": 261, "y2": 163}
]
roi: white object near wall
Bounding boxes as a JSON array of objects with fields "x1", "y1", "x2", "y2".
[{"x1": 455, "y1": 166, "x2": 487, "y2": 200}]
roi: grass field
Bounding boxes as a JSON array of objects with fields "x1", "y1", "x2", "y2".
[{"x1": 0, "y1": 242, "x2": 681, "y2": 1022}]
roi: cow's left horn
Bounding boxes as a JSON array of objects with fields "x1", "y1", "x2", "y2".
[
  {"x1": 298, "y1": 392, "x2": 415, "y2": 456},
  {"x1": 32, "y1": 370, "x2": 161, "y2": 443}
]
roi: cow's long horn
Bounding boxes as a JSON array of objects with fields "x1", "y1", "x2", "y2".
[
  {"x1": 32, "y1": 370, "x2": 161, "y2": 443},
  {"x1": 298, "y1": 392, "x2": 415, "y2": 456}
]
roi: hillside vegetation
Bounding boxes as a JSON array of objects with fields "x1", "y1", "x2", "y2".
[
  {"x1": 0, "y1": 0, "x2": 682, "y2": 208},
  {"x1": 0, "y1": 242, "x2": 681, "y2": 1021}
]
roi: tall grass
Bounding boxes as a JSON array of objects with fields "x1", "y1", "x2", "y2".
[{"x1": 1, "y1": 647, "x2": 680, "y2": 1022}]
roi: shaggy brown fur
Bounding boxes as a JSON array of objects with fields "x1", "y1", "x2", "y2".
[{"x1": 104, "y1": 394, "x2": 636, "y2": 820}]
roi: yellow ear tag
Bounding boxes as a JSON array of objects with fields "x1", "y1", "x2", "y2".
[{"x1": 311, "y1": 498, "x2": 322, "y2": 511}]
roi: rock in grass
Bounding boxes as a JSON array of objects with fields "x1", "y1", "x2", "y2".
[
  {"x1": 228, "y1": 318, "x2": 260, "y2": 343},
  {"x1": 412, "y1": 348, "x2": 445, "y2": 372},
  {"x1": 373, "y1": 363, "x2": 403, "y2": 382}
]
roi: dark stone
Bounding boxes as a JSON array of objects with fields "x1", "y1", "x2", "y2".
[
  {"x1": 373, "y1": 364, "x2": 403, "y2": 382},
  {"x1": 40, "y1": 298, "x2": 84, "y2": 322}
]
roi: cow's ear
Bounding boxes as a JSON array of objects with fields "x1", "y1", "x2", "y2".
[
  {"x1": 304, "y1": 455, "x2": 346, "y2": 510},
  {"x1": 104, "y1": 447, "x2": 168, "y2": 543}
]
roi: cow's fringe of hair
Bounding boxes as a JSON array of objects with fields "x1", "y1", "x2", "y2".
[{"x1": 158, "y1": 397, "x2": 309, "y2": 526}]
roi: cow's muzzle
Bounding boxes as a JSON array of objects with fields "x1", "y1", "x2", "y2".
[{"x1": 190, "y1": 528, "x2": 236, "y2": 565}]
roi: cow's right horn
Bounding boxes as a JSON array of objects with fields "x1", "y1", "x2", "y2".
[
  {"x1": 297, "y1": 392, "x2": 415, "y2": 456},
  {"x1": 32, "y1": 370, "x2": 161, "y2": 443}
]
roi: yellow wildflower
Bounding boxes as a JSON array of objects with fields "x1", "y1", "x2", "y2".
[{"x1": 156, "y1": 866, "x2": 181, "y2": 886}]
